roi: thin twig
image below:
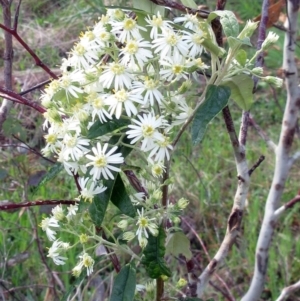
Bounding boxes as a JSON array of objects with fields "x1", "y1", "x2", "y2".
[
  {"x1": 274, "y1": 194, "x2": 300, "y2": 218},
  {"x1": 0, "y1": 87, "x2": 46, "y2": 113},
  {"x1": 32, "y1": 211, "x2": 59, "y2": 300},
  {"x1": 248, "y1": 155, "x2": 265, "y2": 176},
  {"x1": 12, "y1": 134, "x2": 55, "y2": 164},
  {"x1": 249, "y1": 115, "x2": 277, "y2": 152},
  {"x1": 0, "y1": 0, "x2": 14, "y2": 131},
  {"x1": 0, "y1": 200, "x2": 78, "y2": 211},
  {"x1": 275, "y1": 279, "x2": 300, "y2": 301},
  {"x1": 0, "y1": 24, "x2": 58, "y2": 79}
]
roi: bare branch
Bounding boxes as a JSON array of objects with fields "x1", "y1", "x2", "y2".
[
  {"x1": 0, "y1": 24, "x2": 58, "y2": 79},
  {"x1": 248, "y1": 155, "x2": 265, "y2": 176},
  {"x1": 0, "y1": 200, "x2": 78, "y2": 211},
  {"x1": 275, "y1": 280, "x2": 300, "y2": 301},
  {"x1": 242, "y1": 1, "x2": 300, "y2": 300},
  {"x1": 274, "y1": 194, "x2": 300, "y2": 218},
  {"x1": 249, "y1": 115, "x2": 277, "y2": 152},
  {"x1": 147, "y1": 0, "x2": 209, "y2": 17},
  {"x1": 0, "y1": 87, "x2": 46, "y2": 113},
  {"x1": 0, "y1": 0, "x2": 14, "y2": 131}
]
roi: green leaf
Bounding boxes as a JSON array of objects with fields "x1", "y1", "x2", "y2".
[
  {"x1": 141, "y1": 226, "x2": 171, "y2": 278},
  {"x1": 222, "y1": 74, "x2": 254, "y2": 110},
  {"x1": 110, "y1": 174, "x2": 136, "y2": 218},
  {"x1": 235, "y1": 49, "x2": 247, "y2": 67},
  {"x1": 191, "y1": 85, "x2": 230, "y2": 145},
  {"x1": 109, "y1": 264, "x2": 136, "y2": 301},
  {"x1": 227, "y1": 37, "x2": 252, "y2": 49},
  {"x1": 133, "y1": 0, "x2": 165, "y2": 14},
  {"x1": 208, "y1": 10, "x2": 239, "y2": 38},
  {"x1": 32, "y1": 163, "x2": 63, "y2": 193},
  {"x1": 87, "y1": 118, "x2": 130, "y2": 139},
  {"x1": 108, "y1": 135, "x2": 133, "y2": 158},
  {"x1": 165, "y1": 231, "x2": 192, "y2": 260},
  {"x1": 89, "y1": 178, "x2": 116, "y2": 227},
  {"x1": 181, "y1": 0, "x2": 198, "y2": 9}
]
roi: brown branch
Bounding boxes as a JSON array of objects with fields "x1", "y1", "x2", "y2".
[
  {"x1": 0, "y1": 87, "x2": 46, "y2": 113},
  {"x1": 248, "y1": 155, "x2": 265, "y2": 176},
  {"x1": 0, "y1": 200, "x2": 78, "y2": 211},
  {"x1": 0, "y1": 0, "x2": 14, "y2": 131},
  {"x1": 0, "y1": 24, "x2": 58, "y2": 79},
  {"x1": 32, "y1": 211, "x2": 58, "y2": 300},
  {"x1": 147, "y1": 0, "x2": 209, "y2": 17}
]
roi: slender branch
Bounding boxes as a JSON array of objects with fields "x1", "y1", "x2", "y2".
[
  {"x1": 274, "y1": 194, "x2": 300, "y2": 218},
  {"x1": 0, "y1": 200, "x2": 78, "y2": 211},
  {"x1": 0, "y1": 87, "x2": 46, "y2": 113},
  {"x1": 20, "y1": 78, "x2": 53, "y2": 96},
  {"x1": 248, "y1": 155, "x2": 265, "y2": 176},
  {"x1": 11, "y1": 134, "x2": 55, "y2": 163},
  {"x1": 0, "y1": 24, "x2": 58, "y2": 79},
  {"x1": 0, "y1": 0, "x2": 14, "y2": 131},
  {"x1": 147, "y1": 0, "x2": 209, "y2": 17},
  {"x1": 12, "y1": 0, "x2": 21, "y2": 31},
  {"x1": 275, "y1": 279, "x2": 300, "y2": 301},
  {"x1": 242, "y1": 1, "x2": 300, "y2": 300},
  {"x1": 249, "y1": 115, "x2": 277, "y2": 152},
  {"x1": 32, "y1": 211, "x2": 58, "y2": 300},
  {"x1": 123, "y1": 169, "x2": 148, "y2": 197},
  {"x1": 182, "y1": 217, "x2": 236, "y2": 301}
]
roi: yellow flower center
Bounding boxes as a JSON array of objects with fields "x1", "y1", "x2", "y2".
[
  {"x1": 60, "y1": 78, "x2": 71, "y2": 89},
  {"x1": 152, "y1": 165, "x2": 163, "y2": 176},
  {"x1": 125, "y1": 40, "x2": 138, "y2": 54},
  {"x1": 110, "y1": 62, "x2": 125, "y2": 75},
  {"x1": 192, "y1": 33, "x2": 203, "y2": 45},
  {"x1": 157, "y1": 136, "x2": 170, "y2": 147},
  {"x1": 74, "y1": 43, "x2": 86, "y2": 56},
  {"x1": 45, "y1": 133, "x2": 57, "y2": 144},
  {"x1": 123, "y1": 18, "x2": 136, "y2": 31},
  {"x1": 139, "y1": 217, "x2": 148, "y2": 228},
  {"x1": 172, "y1": 65, "x2": 183, "y2": 74},
  {"x1": 65, "y1": 136, "x2": 77, "y2": 148},
  {"x1": 84, "y1": 31, "x2": 95, "y2": 41},
  {"x1": 152, "y1": 15, "x2": 163, "y2": 27},
  {"x1": 144, "y1": 78, "x2": 158, "y2": 90},
  {"x1": 93, "y1": 97, "x2": 104, "y2": 109},
  {"x1": 95, "y1": 155, "x2": 107, "y2": 167},
  {"x1": 115, "y1": 89, "x2": 128, "y2": 102},
  {"x1": 142, "y1": 125, "x2": 155, "y2": 137},
  {"x1": 99, "y1": 31, "x2": 110, "y2": 41},
  {"x1": 82, "y1": 255, "x2": 93, "y2": 267},
  {"x1": 166, "y1": 34, "x2": 178, "y2": 46}
]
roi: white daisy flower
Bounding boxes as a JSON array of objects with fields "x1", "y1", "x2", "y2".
[
  {"x1": 86, "y1": 142, "x2": 124, "y2": 180},
  {"x1": 61, "y1": 134, "x2": 90, "y2": 162},
  {"x1": 66, "y1": 204, "x2": 78, "y2": 220},
  {"x1": 111, "y1": 17, "x2": 146, "y2": 43},
  {"x1": 126, "y1": 112, "x2": 165, "y2": 151},
  {"x1": 183, "y1": 29, "x2": 204, "y2": 58},
  {"x1": 152, "y1": 29, "x2": 189, "y2": 58},
  {"x1": 120, "y1": 39, "x2": 153, "y2": 68},
  {"x1": 78, "y1": 177, "x2": 107, "y2": 203},
  {"x1": 145, "y1": 11, "x2": 173, "y2": 39},
  {"x1": 47, "y1": 240, "x2": 68, "y2": 265},
  {"x1": 79, "y1": 253, "x2": 95, "y2": 276},
  {"x1": 148, "y1": 135, "x2": 173, "y2": 161},
  {"x1": 59, "y1": 74, "x2": 83, "y2": 100},
  {"x1": 105, "y1": 88, "x2": 143, "y2": 119},
  {"x1": 159, "y1": 53, "x2": 189, "y2": 82},
  {"x1": 174, "y1": 13, "x2": 200, "y2": 31},
  {"x1": 136, "y1": 208, "x2": 158, "y2": 240},
  {"x1": 40, "y1": 216, "x2": 60, "y2": 241},
  {"x1": 99, "y1": 61, "x2": 134, "y2": 90},
  {"x1": 132, "y1": 78, "x2": 163, "y2": 106}
]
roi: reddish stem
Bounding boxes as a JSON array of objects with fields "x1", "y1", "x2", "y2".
[{"x1": 0, "y1": 23, "x2": 58, "y2": 79}]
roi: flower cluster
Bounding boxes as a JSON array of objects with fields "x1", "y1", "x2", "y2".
[
  {"x1": 41, "y1": 7, "x2": 282, "y2": 280},
  {"x1": 41, "y1": 9, "x2": 213, "y2": 195}
]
